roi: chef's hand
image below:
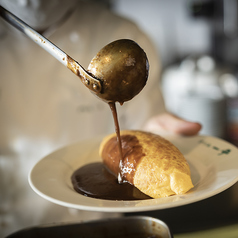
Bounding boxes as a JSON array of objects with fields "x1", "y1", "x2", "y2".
[{"x1": 144, "y1": 113, "x2": 202, "y2": 136}]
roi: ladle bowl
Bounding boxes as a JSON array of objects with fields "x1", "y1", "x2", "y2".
[{"x1": 88, "y1": 39, "x2": 149, "y2": 103}]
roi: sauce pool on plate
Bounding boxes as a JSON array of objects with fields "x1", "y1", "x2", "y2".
[{"x1": 71, "y1": 162, "x2": 151, "y2": 200}]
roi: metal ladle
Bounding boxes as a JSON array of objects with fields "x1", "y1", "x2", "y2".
[{"x1": 0, "y1": 6, "x2": 149, "y2": 103}]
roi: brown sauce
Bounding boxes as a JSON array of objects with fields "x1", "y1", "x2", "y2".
[
  {"x1": 71, "y1": 101, "x2": 148, "y2": 200},
  {"x1": 108, "y1": 102, "x2": 124, "y2": 183},
  {"x1": 71, "y1": 162, "x2": 151, "y2": 200}
]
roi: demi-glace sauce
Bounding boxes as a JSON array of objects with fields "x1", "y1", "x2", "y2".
[
  {"x1": 71, "y1": 102, "x2": 151, "y2": 200},
  {"x1": 71, "y1": 162, "x2": 151, "y2": 200}
]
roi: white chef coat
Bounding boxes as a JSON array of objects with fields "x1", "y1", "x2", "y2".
[{"x1": 0, "y1": 2, "x2": 164, "y2": 237}]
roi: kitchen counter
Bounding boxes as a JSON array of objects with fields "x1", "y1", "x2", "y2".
[
  {"x1": 174, "y1": 222, "x2": 238, "y2": 238},
  {"x1": 127, "y1": 182, "x2": 238, "y2": 235}
]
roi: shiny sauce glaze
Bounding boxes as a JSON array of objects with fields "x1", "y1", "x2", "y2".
[{"x1": 101, "y1": 133, "x2": 146, "y2": 185}]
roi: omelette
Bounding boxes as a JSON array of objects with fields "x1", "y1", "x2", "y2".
[{"x1": 99, "y1": 130, "x2": 194, "y2": 198}]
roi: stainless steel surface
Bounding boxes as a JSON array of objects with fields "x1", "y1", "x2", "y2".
[
  {"x1": 7, "y1": 216, "x2": 173, "y2": 238},
  {"x1": 0, "y1": 5, "x2": 102, "y2": 94}
]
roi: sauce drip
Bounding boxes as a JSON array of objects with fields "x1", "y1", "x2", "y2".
[
  {"x1": 72, "y1": 101, "x2": 142, "y2": 200},
  {"x1": 108, "y1": 102, "x2": 124, "y2": 183}
]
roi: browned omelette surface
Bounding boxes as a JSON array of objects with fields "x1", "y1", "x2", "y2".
[{"x1": 99, "y1": 130, "x2": 194, "y2": 198}]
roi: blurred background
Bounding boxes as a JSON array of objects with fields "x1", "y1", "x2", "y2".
[
  {"x1": 112, "y1": 0, "x2": 238, "y2": 145},
  {"x1": 2, "y1": 0, "x2": 238, "y2": 236},
  {"x1": 110, "y1": 0, "x2": 238, "y2": 235}
]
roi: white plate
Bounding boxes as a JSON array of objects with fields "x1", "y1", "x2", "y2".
[{"x1": 29, "y1": 134, "x2": 238, "y2": 213}]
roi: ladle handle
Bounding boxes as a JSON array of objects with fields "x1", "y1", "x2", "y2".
[{"x1": 0, "y1": 5, "x2": 102, "y2": 93}]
